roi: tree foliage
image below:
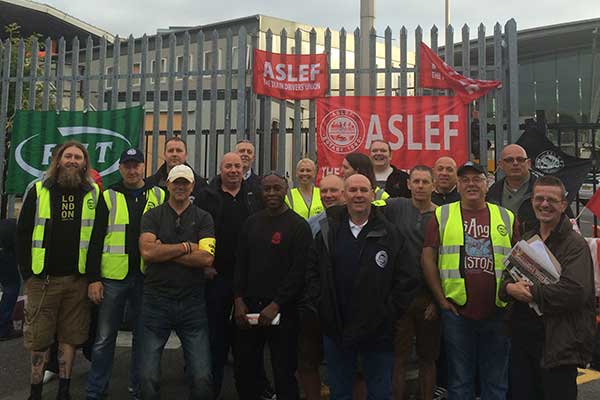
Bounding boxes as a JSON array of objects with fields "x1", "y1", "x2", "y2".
[{"x1": 2, "y1": 23, "x2": 51, "y2": 131}]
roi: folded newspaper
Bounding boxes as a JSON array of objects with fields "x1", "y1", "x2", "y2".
[{"x1": 503, "y1": 235, "x2": 561, "y2": 316}]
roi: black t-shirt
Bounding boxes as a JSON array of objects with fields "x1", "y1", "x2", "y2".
[
  {"x1": 141, "y1": 202, "x2": 215, "y2": 298},
  {"x1": 46, "y1": 186, "x2": 85, "y2": 275},
  {"x1": 234, "y1": 208, "x2": 312, "y2": 309}
]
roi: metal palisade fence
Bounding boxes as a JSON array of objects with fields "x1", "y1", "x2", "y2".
[{"x1": 0, "y1": 20, "x2": 518, "y2": 215}]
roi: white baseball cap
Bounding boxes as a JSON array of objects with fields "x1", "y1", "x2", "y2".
[{"x1": 167, "y1": 164, "x2": 195, "y2": 183}]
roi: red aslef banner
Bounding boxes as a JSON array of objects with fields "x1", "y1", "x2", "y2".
[
  {"x1": 419, "y1": 42, "x2": 502, "y2": 104},
  {"x1": 253, "y1": 49, "x2": 328, "y2": 100},
  {"x1": 317, "y1": 96, "x2": 469, "y2": 180}
]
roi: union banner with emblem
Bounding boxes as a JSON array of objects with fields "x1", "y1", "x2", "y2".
[
  {"x1": 6, "y1": 106, "x2": 144, "y2": 194},
  {"x1": 316, "y1": 96, "x2": 469, "y2": 181}
]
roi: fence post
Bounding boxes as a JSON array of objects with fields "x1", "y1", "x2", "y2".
[{"x1": 505, "y1": 18, "x2": 519, "y2": 143}]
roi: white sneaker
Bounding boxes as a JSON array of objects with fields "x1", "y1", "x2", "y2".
[{"x1": 43, "y1": 371, "x2": 57, "y2": 384}]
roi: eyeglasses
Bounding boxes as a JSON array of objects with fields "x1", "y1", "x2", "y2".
[
  {"x1": 458, "y1": 176, "x2": 486, "y2": 184},
  {"x1": 532, "y1": 195, "x2": 563, "y2": 205},
  {"x1": 502, "y1": 156, "x2": 528, "y2": 164}
]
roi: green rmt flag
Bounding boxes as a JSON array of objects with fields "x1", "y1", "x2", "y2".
[{"x1": 6, "y1": 106, "x2": 144, "y2": 194}]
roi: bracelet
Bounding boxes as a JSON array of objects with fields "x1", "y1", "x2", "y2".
[{"x1": 182, "y1": 242, "x2": 190, "y2": 255}]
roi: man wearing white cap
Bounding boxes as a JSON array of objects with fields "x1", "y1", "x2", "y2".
[{"x1": 139, "y1": 165, "x2": 217, "y2": 400}]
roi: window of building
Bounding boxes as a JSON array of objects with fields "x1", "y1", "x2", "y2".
[{"x1": 151, "y1": 58, "x2": 167, "y2": 84}]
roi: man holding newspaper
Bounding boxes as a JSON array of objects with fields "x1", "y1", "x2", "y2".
[{"x1": 500, "y1": 175, "x2": 596, "y2": 400}]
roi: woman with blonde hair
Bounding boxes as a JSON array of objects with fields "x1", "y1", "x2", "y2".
[{"x1": 285, "y1": 158, "x2": 324, "y2": 220}]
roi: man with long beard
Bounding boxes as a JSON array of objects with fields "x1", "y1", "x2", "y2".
[{"x1": 17, "y1": 141, "x2": 101, "y2": 400}]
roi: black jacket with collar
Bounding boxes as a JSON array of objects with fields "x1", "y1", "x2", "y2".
[
  {"x1": 200, "y1": 175, "x2": 264, "y2": 217},
  {"x1": 304, "y1": 205, "x2": 419, "y2": 349},
  {"x1": 487, "y1": 175, "x2": 537, "y2": 235},
  {"x1": 146, "y1": 162, "x2": 208, "y2": 203}
]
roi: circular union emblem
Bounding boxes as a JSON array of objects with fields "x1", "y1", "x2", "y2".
[
  {"x1": 497, "y1": 224, "x2": 507, "y2": 236},
  {"x1": 534, "y1": 150, "x2": 564, "y2": 174},
  {"x1": 87, "y1": 198, "x2": 95, "y2": 210},
  {"x1": 127, "y1": 148, "x2": 137, "y2": 155},
  {"x1": 147, "y1": 201, "x2": 156, "y2": 209},
  {"x1": 375, "y1": 250, "x2": 388, "y2": 269},
  {"x1": 319, "y1": 109, "x2": 365, "y2": 154}
]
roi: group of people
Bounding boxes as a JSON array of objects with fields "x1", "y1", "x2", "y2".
[{"x1": 11, "y1": 135, "x2": 597, "y2": 400}]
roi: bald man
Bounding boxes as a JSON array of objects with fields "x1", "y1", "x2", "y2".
[
  {"x1": 307, "y1": 174, "x2": 345, "y2": 237},
  {"x1": 487, "y1": 144, "x2": 536, "y2": 234},
  {"x1": 195, "y1": 152, "x2": 266, "y2": 397},
  {"x1": 431, "y1": 157, "x2": 460, "y2": 205},
  {"x1": 305, "y1": 174, "x2": 418, "y2": 400}
]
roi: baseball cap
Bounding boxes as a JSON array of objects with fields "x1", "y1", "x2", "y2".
[
  {"x1": 457, "y1": 161, "x2": 487, "y2": 176},
  {"x1": 119, "y1": 148, "x2": 144, "y2": 164},
  {"x1": 167, "y1": 164, "x2": 195, "y2": 183}
]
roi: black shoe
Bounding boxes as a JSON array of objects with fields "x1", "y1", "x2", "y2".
[
  {"x1": 0, "y1": 329, "x2": 23, "y2": 341},
  {"x1": 260, "y1": 387, "x2": 276, "y2": 400}
]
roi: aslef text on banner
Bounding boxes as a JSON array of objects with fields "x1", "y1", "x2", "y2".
[
  {"x1": 253, "y1": 49, "x2": 328, "y2": 100},
  {"x1": 316, "y1": 96, "x2": 469, "y2": 180}
]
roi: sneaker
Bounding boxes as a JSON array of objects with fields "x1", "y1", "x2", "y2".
[
  {"x1": 43, "y1": 371, "x2": 58, "y2": 384},
  {"x1": 0, "y1": 329, "x2": 22, "y2": 341}
]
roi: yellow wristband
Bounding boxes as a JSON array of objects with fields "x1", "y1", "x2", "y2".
[{"x1": 198, "y1": 237, "x2": 216, "y2": 256}]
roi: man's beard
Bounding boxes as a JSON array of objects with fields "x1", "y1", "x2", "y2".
[{"x1": 57, "y1": 167, "x2": 84, "y2": 189}]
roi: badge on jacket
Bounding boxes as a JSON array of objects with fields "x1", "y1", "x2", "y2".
[{"x1": 375, "y1": 250, "x2": 388, "y2": 268}]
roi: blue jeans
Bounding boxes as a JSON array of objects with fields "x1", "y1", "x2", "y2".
[
  {"x1": 86, "y1": 274, "x2": 144, "y2": 398},
  {"x1": 323, "y1": 336, "x2": 394, "y2": 400},
  {"x1": 441, "y1": 309, "x2": 510, "y2": 400},
  {"x1": 140, "y1": 290, "x2": 213, "y2": 400},
  {"x1": 0, "y1": 274, "x2": 20, "y2": 336}
]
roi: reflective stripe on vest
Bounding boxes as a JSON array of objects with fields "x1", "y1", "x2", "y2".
[
  {"x1": 285, "y1": 187, "x2": 324, "y2": 220},
  {"x1": 100, "y1": 186, "x2": 165, "y2": 279},
  {"x1": 31, "y1": 181, "x2": 99, "y2": 275},
  {"x1": 435, "y1": 201, "x2": 514, "y2": 308},
  {"x1": 372, "y1": 186, "x2": 390, "y2": 206}
]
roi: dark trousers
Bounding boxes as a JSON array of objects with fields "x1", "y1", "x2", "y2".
[
  {"x1": 206, "y1": 276, "x2": 235, "y2": 397},
  {"x1": 510, "y1": 337, "x2": 578, "y2": 400},
  {"x1": 0, "y1": 273, "x2": 20, "y2": 336},
  {"x1": 234, "y1": 303, "x2": 299, "y2": 400}
]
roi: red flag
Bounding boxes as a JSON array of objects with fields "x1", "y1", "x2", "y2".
[
  {"x1": 253, "y1": 49, "x2": 328, "y2": 100},
  {"x1": 586, "y1": 189, "x2": 600, "y2": 219},
  {"x1": 419, "y1": 42, "x2": 502, "y2": 104}
]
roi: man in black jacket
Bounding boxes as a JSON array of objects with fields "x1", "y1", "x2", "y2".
[
  {"x1": 196, "y1": 152, "x2": 264, "y2": 397},
  {"x1": 305, "y1": 174, "x2": 418, "y2": 400},
  {"x1": 236, "y1": 139, "x2": 262, "y2": 195},
  {"x1": 233, "y1": 172, "x2": 312, "y2": 400},
  {"x1": 369, "y1": 140, "x2": 410, "y2": 198},
  {"x1": 145, "y1": 137, "x2": 207, "y2": 202},
  {"x1": 431, "y1": 156, "x2": 460, "y2": 206},
  {"x1": 487, "y1": 144, "x2": 537, "y2": 235},
  {"x1": 86, "y1": 148, "x2": 165, "y2": 400}
]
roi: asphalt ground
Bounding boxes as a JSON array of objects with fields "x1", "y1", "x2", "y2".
[{"x1": 1, "y1": 330, "x2": 600, "y2": 400}]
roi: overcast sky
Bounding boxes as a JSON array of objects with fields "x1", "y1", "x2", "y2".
[{"x1": 44, "y1": 0, "x2": 599, "y2": 38}]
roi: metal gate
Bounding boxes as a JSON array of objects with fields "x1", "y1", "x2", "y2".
[{"x1": 0, "y1": 17, "x2": 519, "y2": 216}]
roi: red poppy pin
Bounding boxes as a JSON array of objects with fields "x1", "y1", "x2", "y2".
[{"x1": 271, "y1": 232, "x2": 282, "y2": 245}]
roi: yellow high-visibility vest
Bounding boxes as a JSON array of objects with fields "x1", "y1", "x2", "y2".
[
  {"x1": 101, "y1": 186, "x2": 165, "y2": 279},
  {"x1": 435, "y1": 201, "x2": 513, "y2": 308},
  {"x1": 372, "y1": 186, "x2": 390, "y2": 206},
  {"x1": 31, "y1": 181, "x2": 100, "y2": 275},
  {"x1": 285, "y1": 187, "x2": 324, "y2": 220}
]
